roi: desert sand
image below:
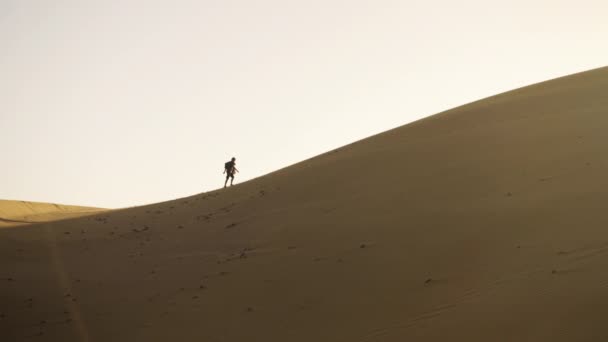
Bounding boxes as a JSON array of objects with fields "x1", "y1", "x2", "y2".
[
  {"x1": 0, "y1": 200, "x2": 105, "y2": 228},
  {"x1": 2, "y1": 66, "x2": 608, "y2": 341}
]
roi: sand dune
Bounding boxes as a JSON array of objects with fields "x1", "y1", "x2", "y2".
[
  {"x1": 2, "y1": 66, "x2": 608, "y2": 341},
  {"x1": 0, "y1": 200, "x2": 105, "y2": 228}
]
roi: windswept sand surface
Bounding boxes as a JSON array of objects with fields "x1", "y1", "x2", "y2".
[
  {"x1": 2, "y1": 67, "x2": 608, "y2": 341},
  {"x1": 0, "y1": 200, "x2": 105, "y2": 228}
]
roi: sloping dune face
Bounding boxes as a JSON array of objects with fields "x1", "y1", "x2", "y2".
[
  {"x1": 2, "y1": 67, "x2": 608, "y2": 341},
  {"x1": 0, "y1": 200, "x2": 105, "y2": 227}
]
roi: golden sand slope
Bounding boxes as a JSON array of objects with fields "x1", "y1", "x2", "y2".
[
  {"x1": 0, "y1": 200, "x2": 105, "y2": 228},
  {"x1": 2, "y1": 67, "x2": 608, "y2": 341}
]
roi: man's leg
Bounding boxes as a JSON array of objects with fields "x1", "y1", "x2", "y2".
[{"x1": 224, "y1": 175, "x2": 229, "y2": 188}]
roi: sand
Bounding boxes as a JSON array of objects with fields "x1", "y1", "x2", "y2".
[
  {"x1": 0, "y1": 200, "x2": 105, "y2": 228},
  {"x1": 2, "y1": 66, "x2": 608, "y2": 341}
]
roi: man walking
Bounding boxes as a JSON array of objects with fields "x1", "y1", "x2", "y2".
[{"x1": 223, "y1": 157, "x2": 239, "y2": 188}]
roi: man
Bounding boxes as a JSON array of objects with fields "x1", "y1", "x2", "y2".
[{"x1": 223, "y1": 157, "x2": 239, "y2": 188}]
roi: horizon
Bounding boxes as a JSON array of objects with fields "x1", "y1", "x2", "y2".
[{"x1": 2, "y1": 0, "x2": 607, "y2": 208}]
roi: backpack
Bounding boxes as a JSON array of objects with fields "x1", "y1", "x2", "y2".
[{"x1": 225, "y1": 161, "x2": 233, "y2": 170}]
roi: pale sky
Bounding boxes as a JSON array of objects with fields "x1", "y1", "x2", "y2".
[{"x1": 1, "y1": 0, "x2": 607, "y2": 208}]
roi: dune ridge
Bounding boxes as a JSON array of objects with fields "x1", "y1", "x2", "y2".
[{"x1": 1, "y1": 66, "x2": 608, "y2": 341}]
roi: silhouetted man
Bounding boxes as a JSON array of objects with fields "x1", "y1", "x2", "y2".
[{"x1": 223, "y1": 157, "x2": 239, "y2": 187}]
